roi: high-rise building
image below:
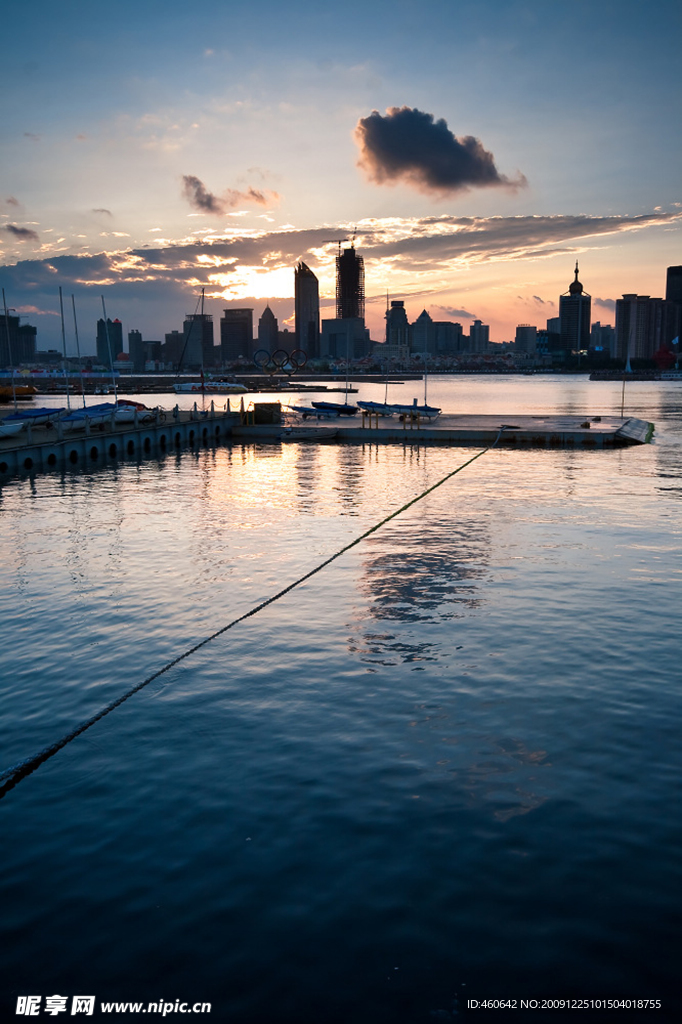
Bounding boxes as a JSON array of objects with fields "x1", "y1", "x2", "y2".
[
  {"x1": 515, "y1": 325, "x2": 537, "y2": 353},
  {"x1": 665, "y1": 266, "x2": 682, "y2": 345},
  {"x1": 336, "y1": 246, "x2": 365, "y2": 321},
  {"x1": 433, "y1": 321, "x2": 463, "y2": 354},
  {"x1": 0, "y1": 313, "x2": 37, "y2": 365},
  {"x1": 614, "y1": 295, "x2": 674, "y2": 361},
  {"x1": 469, "y1": 320, "x2": 490, "y2": 353},
  {"x1": 220, "y1": 309, "x2": 253, "y2": 363},
  {"x1": 559, "y1": 263, "x2": 591, "y2": 355},
  {"x1": 320, "y1": 318, "x2": 370, "y2": 361},
  {"x1": 257, "y1": 306, "x2": 279, "y2": 352},
  {"x1": 411, "y1": 309, "x2": 435, "y2": 355},
  {"x1": 128, "y1": 330, "x2": 145, "y2": 372},
  {"x1": 589, "y1": 322, "x2": 615, "y2": 355},
  {"x1": 96, "y1": 318, "x2": 123, "y2": 367},
  {"x1": 163, "y1": 330, "x2": 184, "y2": 368},
  {"x1": 183, "y1": 312, "x2": 215, "y2": 368},
  {"x1": 386, "y1": 300, "x2": 409, "y2": 347},
  {"x1": 294, "y1": 262, "x2": 320, "y2": 358}
]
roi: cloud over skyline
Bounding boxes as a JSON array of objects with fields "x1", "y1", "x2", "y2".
[
  {"x1": 182, "y1": 175, "x2": 281, "y2": 215},
  {"x1": 355, "y1": 107, "x2": 527, "y2": 196},
  {"x1": 1, "y1": 209, "x2": 677, "y2": 350},
  {"x1": 3, "y1": 224, "x2": 40, "y2": 241}
]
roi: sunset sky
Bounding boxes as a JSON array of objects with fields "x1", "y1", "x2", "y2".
[{"x1": 1, "y1": 0, "x2": 680, "y2": 353}]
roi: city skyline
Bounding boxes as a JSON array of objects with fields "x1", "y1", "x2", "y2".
[{"x1": 1, "y1": 0, "x2": 680, "y2": 350}]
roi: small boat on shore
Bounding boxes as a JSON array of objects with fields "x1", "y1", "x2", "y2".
[
  {"x1": 387, "y1": 398, "x2": 441, "y2": 421},
  {"x1": 0, "y1": 419, "x2": 24, "y2": 438},
  {"x1": 357, "y1": 401, "x2": 395, "y2": 416},
  {"x1": 310, "y1": 400, "x2": 358, "y2": 416},
  {"x1": 0, "y1": 407, "x2": 68, "y2": 428}
]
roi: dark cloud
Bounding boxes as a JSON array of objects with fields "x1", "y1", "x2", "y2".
[
  {"x1": 23, "y1": 132, "x2": 40, "y2": 142},
  {"x1": 532, "y1": 295, "x2": 546, "y2": 304},
  {"x1": 92, "y1": 208, "x2": 112, "y2": 217},
  {"x1": 355, "y1": 106, "x2": 527, "y2": 195},
  {"x1": 5, "y1": 197, "x2": 20, "y2": 208},
  {"x1": 433, "y1": 304, "x2": 476, "y2": 320},
  {"x1": 182, "y1": 175, "x2": 280, "y2": 215},
  {"x1": 3, "y1": 224, "x2": 39, "y2": 241},
  {"x1": 595, "y1": 297, "x2": 616, "y2": 311}
]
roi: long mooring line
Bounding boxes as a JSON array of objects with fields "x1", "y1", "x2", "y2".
[{"x1": 0, "y1": 433, "x2": 506, "y2": 800}]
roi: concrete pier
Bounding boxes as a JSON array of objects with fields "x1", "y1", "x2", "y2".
[{"x1": 0, "y1": 405, "x2": 240, "y2": 479}]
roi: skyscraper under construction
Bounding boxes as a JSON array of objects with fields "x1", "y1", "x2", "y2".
[{"x1": 336, "y1": 245, "x2": 365, "y2": 321}]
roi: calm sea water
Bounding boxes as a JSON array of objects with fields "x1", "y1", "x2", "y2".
[{"x1": 1, "y1": 375, "x2": 680, "y2": 1023}]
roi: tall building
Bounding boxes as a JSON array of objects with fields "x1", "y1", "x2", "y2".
[
  {"x1": 220, "y1": 309, "x2": 253, "y2": 363},
  {"x1": 320, "y1": 318, "x2": 370, "y2": 361},
  {"x1": 257, "y1": 306, "x2": 279, "y2": 352},
  {"x1": 515, "y1": 325, "x2": 537, "y2": 354},
  {"x1": 590, "y1": 322, "x2": 614, "y2": 355},
  {"x1": 469, "y1": 320, "x2": 490, "y2": 353},
  {"x1": 183, "y1": 312, "x2": 215, "y2": 368},
  {"x1": 559, "y1": 263, "x2": 591, "y2": 355},
  {"x1": 0, "y1": 314, "x2": 37, "y2": 365},
  {"x1": 614, "y1": 295, "x2": 674, "y2": 361},
  {"x1": 163, "y1": 330, "x2": 184, "y2": 368},
  {"x1": 294, "y1": 262, "x2": 320, "y2": 358},
  {"x1": 128, "y1": 330, "x2": 145, "y2": 372},
  {"x1": 411, "y1": 309, "x2": 435, "y2": 355},
  {"x1": 433, "y1": 320, "x2": 463, "y2": 354},
  {"x1": 336, "y1": 246, "x2": 365, "y2": 320},
  {"x1": 96, "y1": 318, "x2": 123, "y2": 367},
  {"x1": 665, "y1": 266, "x2": 682, "y2": 345},
  {"x1": 386, "y1": 300, "x2": 409, "y2": 347}
]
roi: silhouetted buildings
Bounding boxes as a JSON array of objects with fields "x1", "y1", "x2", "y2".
[
  {"x1": 96, "y1": 318, "x2": 123, "y2": 367},
  {"x1": 614, "y1": 294, "x2": 676, "y2": 361},
  {"x1": 220, "y1": 308, "x2": 253, "y2": 363},
  {"x1": 183, "y1": 311, "x2": 215, "y2": 368},
  {"x1": 294, "y1": 262, "x2": 320, "y2": 358},
  {"x1": 128, "y1": 330, "x2": 145, "y2": 372},
  {"x1": 515, "y1": 325, "x2": 537, "y2": 353},
  {"x1": 257, "y1": 306, "x2": 278, "y2": 352},
  {"x1": 0, "y1": 313, "x2": 37, "y2": 366},
  {"x1": 559, "y1": 263, "x2": 591, "y2": 355},
  {"x1": 469, "y1": 320, "x2": 490, "y2": 353},
  {"x1": 163, "y1": 330, "x2": 184, "y2": 367},
  {"x1": 336, "y1": 245, "x2": 365, "y2": 320}
]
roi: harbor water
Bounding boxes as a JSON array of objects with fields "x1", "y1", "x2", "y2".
[{"x1": 0, "y1": 375, "x2": 680, "y2": 1022}]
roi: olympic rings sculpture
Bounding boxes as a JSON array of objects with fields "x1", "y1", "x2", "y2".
[{"x1": 253, "y1": 348, "x2": 308, "y2": 375}]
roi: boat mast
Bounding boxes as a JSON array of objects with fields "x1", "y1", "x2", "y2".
[
  {"x1": 71, "y1": 294, "x2": 87, "y2": 409},
  {"x1": 100, "y1": 295, "x2": 119, "y2": 403},
  {"x1": 58, "y1": 287, "x2": 72, "y2": 411},
  {"x1": 1, "y1": 288, "x2": 18, "y2": 413}
]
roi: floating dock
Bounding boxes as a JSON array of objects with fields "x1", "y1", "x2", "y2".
[
  {"x1": 234, "y1": 413, "x2": 654, "y2": 448},
  {"x1": 0, "y1": 409, "x2": 653, "y2": 482}
]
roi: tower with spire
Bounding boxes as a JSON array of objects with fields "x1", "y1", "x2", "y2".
[{"x1": 559, "y1": 261, "x2": 591, "y2": 359}]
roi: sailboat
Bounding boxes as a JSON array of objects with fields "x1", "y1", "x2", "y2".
[{"x1": 386, "y1": 312, "x2": 441, "y2": 420}]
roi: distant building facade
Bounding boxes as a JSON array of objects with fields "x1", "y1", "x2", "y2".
[
  {"x1": 163, "y1": 331, "x2": 184, "y2": 368},
  {"x1": 257, "y1": 306, "x2": 279, "y2": 352},
  {"x1": 96, "y1": 318, "x2": 123, "y2": 367},
  {"x1": 181, "y1": 313, "x2": 215, "y2": 369},
  {"x1": 386, "y1": 300, "x2": 409, "y2": 347},
  {"x1": 515, "y1": 324, "x2": 537, "y2": 354},
  {"x1": 336, "y1": 246, "x2": 365, "y2": 321},
  {"x1": 614, "y1": 295, "x2": 676, "y2": 361},
  {"x1": 128, "y1": 330, "x2": 145, "y2": 372},
  {"x1": 320, "y1": 317, "x2": 369, "y2": 361},
  {"x1": 0, "y1": 314, "x2": 37, "y2": 365},
  {"x1": 559, "y1": 263, "x2": 591, "y2": 354},
  {"x1": 294, "y1": 262, "x2": 320, "y2": 358},
  {"x1": 220, "y1": 309, "x2": 253, "y2": 363},
  {"x1": 469, "y1": 320, "x2": 490, "y2": 353}
]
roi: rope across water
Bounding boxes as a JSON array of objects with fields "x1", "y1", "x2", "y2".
[{"x1": 0, "y1": 432, "x2": 506, "y2": 799}]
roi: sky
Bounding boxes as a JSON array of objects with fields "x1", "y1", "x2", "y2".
[{"x1": 1, "y1": 0, "x2": 680, "y2": 353}]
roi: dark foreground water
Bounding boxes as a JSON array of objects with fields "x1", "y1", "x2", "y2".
[{"x1": 1, "y1": 376, "x2": 680, "y2": 1023}]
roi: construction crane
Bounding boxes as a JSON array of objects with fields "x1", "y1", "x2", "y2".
[{"x1": 322, "y1": 237, "x2": 349, "y2": 256}]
